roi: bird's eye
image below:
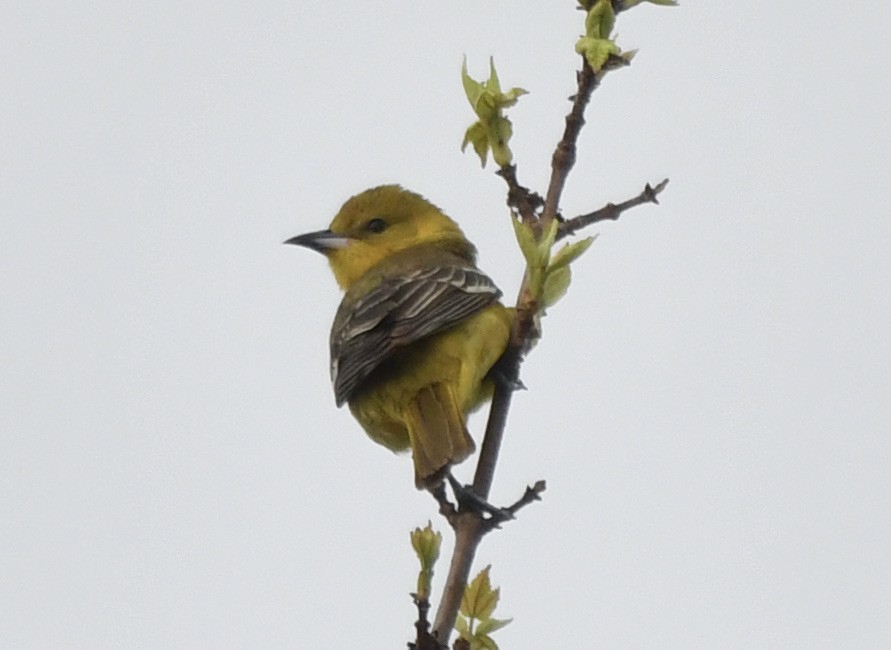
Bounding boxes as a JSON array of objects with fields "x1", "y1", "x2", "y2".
[{"x1": 365, "y1": 218, "x2": 388, "y2": 234}]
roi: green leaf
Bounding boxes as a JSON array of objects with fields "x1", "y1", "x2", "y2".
[
  {"x1": 475, "y1": 617, "x2": 512, "y2": 636},
  {"x1": 475, "y1": 635, "x2": 499, "y2": 650},
  {"x1": 542, "y1": 266, "x2": 572, "y2": 309},
  {"x1": 549, "y1": 235, "x2": 596, "y2": 271},
  {"x1": 585, "y1": 0, "x2": 615, "y2": 39},
  {"x1": 510, "y1": 217, "x2": 538, "y2": 266},
  {"x1": 455, "y1": 613, "x2": 470, "y2": 638},
  {"x1": 461, "y1": 57, "x2": 485, "y2": 114},
  {"x1": 462, "y1": 58, "x2": 527, "y2": 121},
  {"x1": 486, "y1": 57, "x2": 501, "y2": 95},
  {"x1": 462, "y1": 122, "x2": 489, "y2": 167},
  {"x1": 461, "y1": 566, "x2": 499, "y2": 620},
  {"x1": 537, "y1": 218, "x2": 559, "y2": 262},
  {"x1": 490, "y1": 116, "x2": 514, "y2": 168}
]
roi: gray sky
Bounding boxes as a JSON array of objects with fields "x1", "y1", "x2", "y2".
[{"x1": 2, "y1": 2, "x2": 889, "y2": 648}]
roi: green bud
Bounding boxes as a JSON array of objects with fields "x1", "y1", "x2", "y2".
[{"x1": 410, "y1": 522, "x2": 442, "y2": 601}]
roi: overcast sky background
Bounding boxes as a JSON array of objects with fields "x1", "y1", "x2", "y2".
[{"x1": 2, "y1": 2, "x2": 889, "y2": 648}]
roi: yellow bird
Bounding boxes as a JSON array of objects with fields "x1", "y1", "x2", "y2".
[{"x1": 285, "y1": 185, "x2": 512, "y2": 489}]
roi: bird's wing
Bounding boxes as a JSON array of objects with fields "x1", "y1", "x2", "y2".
[{"x1": 329, "y1": 266, "x2": 501, "y2": 406}]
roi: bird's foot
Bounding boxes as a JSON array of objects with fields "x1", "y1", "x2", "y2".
[
  {"x1": 487, "y1": 358, "x2": 526, "y2": 393},
  {"x1": 446, "y1": 473, "x2": 514, "y2": 527}
]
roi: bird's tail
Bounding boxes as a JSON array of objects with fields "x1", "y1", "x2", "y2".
[{"x1": 404, "y1": 382, "x2": 475, "y2": 489}]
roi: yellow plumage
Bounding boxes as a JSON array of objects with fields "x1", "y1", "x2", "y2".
[{"x1": 285, "y1": 185, "x2": 511, "y2": 488}]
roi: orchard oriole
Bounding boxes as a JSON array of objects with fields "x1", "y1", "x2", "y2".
[{"x1": 285, "y1": 185, "x2": 511, "y2": 489}]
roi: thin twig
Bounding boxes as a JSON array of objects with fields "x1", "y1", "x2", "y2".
[
  {"x1": 557, "y1": 179, "x2": 669, "y2": 240},
  {"x1": 481, "y1": 480, "x2": 548, "y2": 534},
  {"x1": 505, "y1": 480, "x2": 547, "y2": 518}
]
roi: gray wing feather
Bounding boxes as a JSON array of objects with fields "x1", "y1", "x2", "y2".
[{"x1": 330, "y1": 266, "x2": 501, "y2": 406}]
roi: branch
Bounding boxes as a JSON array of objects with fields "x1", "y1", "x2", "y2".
[
  {"x1": 495, "y1": 164, "x2": 543, "y2": 223},
  {"x1": 469, "y1": 55, "x2": 606, "y2": 504},
  {"x1": 410, "y1": 594, "x2": 445, "y2": 650},
  {"x1": 429, "y1": 0, "x2": 672, "y2": 633},
  {"x1": 542, "y1": 56, "x2": 599, "y2": 225},
  {"x1": 431, "y1": 56, "x2": 606, "y2": 644},
  {"x1": 430, "y1": 513, "x2": 483, "y2": 643},
  {"x1": 557, "y1": 178, "x2": 669, "y2": 240}
]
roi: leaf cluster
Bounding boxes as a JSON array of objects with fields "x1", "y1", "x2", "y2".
[
  {"x1": 512, "y1": 217, "x2": 596, "y2": 333},
  {"x1": 455, "y1": 566, "x2": 511, "y2": 650},
  {"x1": 461, "y1": 58, "x2": 527, "y2": 168},
  {"x1": 574, "y1": 0, "x2": 659, "y2": 72}
]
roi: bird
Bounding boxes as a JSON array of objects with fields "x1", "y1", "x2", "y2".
[{"x1": 285, "y1": 185, "x2": 512, "y2": 489}]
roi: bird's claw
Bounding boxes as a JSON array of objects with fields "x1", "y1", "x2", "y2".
[
  {"x1": 446, "y1": 474, "x2": 515, "y2": 525},
  {"x1": 488, "y1": 361, "x2": 526, "y2": 393}
]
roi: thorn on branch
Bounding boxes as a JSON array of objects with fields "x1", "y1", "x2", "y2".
[{"x1": 644, "y1": 178, "x2": 669, "y2": 204}]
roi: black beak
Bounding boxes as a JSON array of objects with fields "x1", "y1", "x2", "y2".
[{"x1": 283, "y1": 229, "x2": 350, "y2": 254}]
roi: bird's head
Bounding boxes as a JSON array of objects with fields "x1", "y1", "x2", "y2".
[{"x1": 285, "y1": 185, "x2": 474, "y2": 289}]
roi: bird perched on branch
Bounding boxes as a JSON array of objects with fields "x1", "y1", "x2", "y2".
[{"x1": 285, "y1": 185, "x2": 512, "y2": 489}]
